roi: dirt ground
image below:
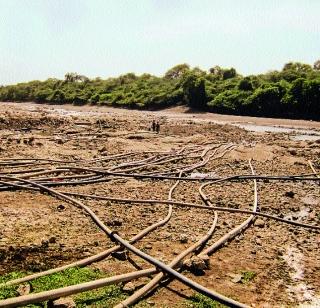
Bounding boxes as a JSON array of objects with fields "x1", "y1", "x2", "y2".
[{"x1": 0, "y1": 102, "x2": 319, "y2": 307}]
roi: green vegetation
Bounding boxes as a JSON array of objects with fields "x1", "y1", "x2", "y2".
[
  {"x1": 1, "y1": 60, "x2": 320, "y2": 120},
  {"x1": 0, "y1": 268, "x2": 126, "y2": 307},
  {"x1": 240, "y1": 271, "x2": 256, "y2": 283},
  {"x1": 0, "y1": 269, "x2": 255, "y2": 307},
  {"x1": 188, "y1": 293, "x2": 227, "y2": 308},
  {"x1": 0, "y1": 272, "x2": 25, "y2": 300}
]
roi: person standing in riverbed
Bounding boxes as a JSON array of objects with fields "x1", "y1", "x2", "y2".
[
  {"x1": 155, "y1": 121, "x2": 160, "y2": 133},
  {"x1": 151, "y1": 119, "x2": 156, "y2": 132}
]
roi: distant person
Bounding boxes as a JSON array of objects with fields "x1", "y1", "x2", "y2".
[
  {"x1": 152, "y1": 120, "x2": 156, "y2": 132},
  {"x1": 155, "y1": 122, "x2": 160, "y2": 133}
]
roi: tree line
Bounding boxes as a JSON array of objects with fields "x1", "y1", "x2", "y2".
[{"x1": 1, "y1": 61, "x2": 320, "y2": 120}]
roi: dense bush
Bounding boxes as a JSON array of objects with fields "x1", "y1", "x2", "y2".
[{"x1": 1, "y1": 61, "x2": 320, "y2": 120}]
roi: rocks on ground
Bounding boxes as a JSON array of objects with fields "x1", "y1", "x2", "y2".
[
  {"x1": 254, "y1": 218, "x2": 266, "y2": 228},
  {"x1": 49, "y1": 297, "x2": 76, "y2": 308}
]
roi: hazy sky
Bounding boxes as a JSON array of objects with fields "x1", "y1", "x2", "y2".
[{"x1": 0, "y1": 0, "x2": 319, "y2": 85}]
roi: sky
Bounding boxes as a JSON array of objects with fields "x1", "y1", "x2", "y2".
[{"x1": 0, "y1": 0, "x2": 319, "y2": 85}]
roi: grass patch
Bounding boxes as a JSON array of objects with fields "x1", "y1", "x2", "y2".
[
  {"x1": 74, "y1": 284, "x2": 126, "y2": 307},
  {"x1": 0, "y1": 272, "x2": 25, "y2": 300},
  {"x1": 188, "y1": 293, "x2": 227, "y2": 308},
  {"x1": 30, "y1": 267, "x2": 104, "y2": 291},
  {"x1": 0, "y1": 267, "x2": 127, "y2": 307},
  {"x1": 240, "y1": 271, "x2": 256, "y2": 283}
]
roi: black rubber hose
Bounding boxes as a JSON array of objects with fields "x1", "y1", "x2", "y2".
[{"x1": 0, "y1": 176, "x2": 248, "y2": 307}]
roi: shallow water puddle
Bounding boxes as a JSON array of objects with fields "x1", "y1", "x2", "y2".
[
  {"x1": 233, "y1": 123, "x2": 320, "y2": 141},
  {"x1": 290, "y1": 135, "x2": 320, "y2": 141}
]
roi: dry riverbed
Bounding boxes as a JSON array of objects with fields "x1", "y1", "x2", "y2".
[{"x1": 0, "y1": 102, "x2": 319, "y2": 307}]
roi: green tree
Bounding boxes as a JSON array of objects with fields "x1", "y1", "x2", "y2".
[
  {"x1": 181, "y1": 72, "x2": 207, "y2": 109},
  {"x1": 222, "y1": 68, "x2": 237, "y2": 80},
  {"x1": 246, "y1": 84, "x2": 285, "y2": 116},
  {"x1": 280, "y1": 62, "x2": 313, "y2": 82},
  {"x1": 165, "y1": 63, "x2": 190, "y2": 79},
  {"x1": 314, "y1": 60, "x2": 320, "y2": 71},
  {"x1": 283, "y1": 78, "x2": 320, "y2": 118},
  {"x1": 238, "y1": 77, "x2": 253, "y2": 91},
  {"x1": 209, "y1": 90, "x2": 250, "y2": 114},
  {"x1": 64, "y1": 73, "x2": 88, "y2": 83},
  {"x1": 47, "y1": 89, "x2": 66, "y2": 103},
  {"x1": 283, "y1": 62, "x2": 313, "y2": 73},
  {"x1": 209, "y1": 65, "x2": 223, "y2": 77}
]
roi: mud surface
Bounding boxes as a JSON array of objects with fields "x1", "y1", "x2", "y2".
[{"x1": 0, "y1": 102, "x2": 319, "y2": 307}]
